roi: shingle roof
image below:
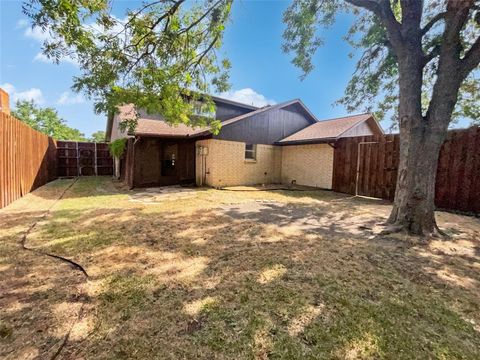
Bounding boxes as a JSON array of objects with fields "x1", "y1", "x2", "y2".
[
  {"x1": 277, "y1": 113, "x2": 378, "y2": 144},
  {"x1": 118, "y1": 104, "x2": 210, "y2": 137},
  {"x1": 115, "y1": 98, "x2": 318, "y2": 138}
]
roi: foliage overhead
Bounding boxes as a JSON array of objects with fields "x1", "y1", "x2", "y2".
[
  {"x1": 12, "y1": 100, "x2": 86, "y2": 140},
  {"x1": 282, "y1": 0, "x2": 480, "y2": 127},
  {"x1": 23, "y1": 0, "x2": 233, "y2": 133},
  {"x1": 108, "y1": 137, "x2": 127, "y2": 158},
  {"x1": 90, "y1": 130, "x2": 106, "y2": 142}
]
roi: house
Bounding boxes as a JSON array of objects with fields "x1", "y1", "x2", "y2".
[{"x1": 105, "y1": 96, "x2": 383, "y2": 189}]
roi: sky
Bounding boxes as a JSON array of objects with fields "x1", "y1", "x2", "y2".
[{"x1": 0, "y1": 0, "x2": 471, "y2": 138}]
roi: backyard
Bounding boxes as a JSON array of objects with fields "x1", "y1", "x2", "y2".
[{"x1": 0, "y1": 177, "x2": 479, "y2": 359}]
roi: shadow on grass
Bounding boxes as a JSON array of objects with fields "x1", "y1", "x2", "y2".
[{"x1": 1, "y1": 177, "x2": 479, "y2": 359}]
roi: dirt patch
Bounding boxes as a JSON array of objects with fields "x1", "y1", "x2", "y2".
[{"x1": 129, "y1": 186, "x2": 199, "y2": 204}]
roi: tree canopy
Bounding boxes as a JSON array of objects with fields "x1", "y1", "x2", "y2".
[
  {"x1": 90, "y1": 130, "x2": 106, "y2": 142},
  {"x1": 13, "y1": 100, "x2": 86, "y2": 140},
  {"x1": 283, "y1": 0, "x2": 479, "y2": 128},
  {"x1": 23, "y1": 0, "x2": 233, "y2": 133}
]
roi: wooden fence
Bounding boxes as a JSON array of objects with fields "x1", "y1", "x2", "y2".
[
  {"x1": 332, "y1": 127, "x2": 480, "y2": 214},
  {"x1": 0, "y1": 112, "x2": 57, "y2": 208},
  {"x1": 1, "y1": 113, "x2": 114, "y2": 209},
  {"x1": 57, "y1": 141, "x2": 113, "y2": 177}
]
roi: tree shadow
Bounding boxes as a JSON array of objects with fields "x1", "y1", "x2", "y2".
[{"x1": 1, "y1": 178, "x2": 479, "y2": 359}]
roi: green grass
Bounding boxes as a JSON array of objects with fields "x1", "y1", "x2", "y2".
[{"x1": 1, "y1": 177, "x2": 479, "y2": 359}]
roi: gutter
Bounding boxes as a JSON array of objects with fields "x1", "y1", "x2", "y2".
[{"x1": 275, "y1": 137, "x2": 338, "y2": 146}]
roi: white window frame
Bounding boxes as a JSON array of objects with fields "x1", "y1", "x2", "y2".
[{"x1": 245, "y1": 143, "x2": 257, "y2": 160}]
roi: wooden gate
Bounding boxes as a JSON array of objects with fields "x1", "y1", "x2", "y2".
[
  {"x1": 355, "y1": 135, "x2": 399, "y2": 200},
  {"x1": 57, "y1": 141, "x2": 113, "y2": 177},
  {"x1": 332, "y1": 127, "x2": 480, "y2": 214}
]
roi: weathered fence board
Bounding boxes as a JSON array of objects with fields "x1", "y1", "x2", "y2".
[
  {"x1": 56, "y1": 141, "x2": 113, "y2": 177},
  {"x1": 0, "y1": 112, "x2": 56, "y2": 209},
  {"x1": 1, "y1": 113, "x2": 113, "y2": 209},
  {"x1": 332, "y1": 127, "x2": 480, "y2": 214}
]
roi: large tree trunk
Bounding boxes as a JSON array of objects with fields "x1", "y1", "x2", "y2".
[{"x1": 387, "y1": 121, "x2": 447, "y2": 236}]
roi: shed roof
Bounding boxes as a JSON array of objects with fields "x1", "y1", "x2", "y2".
[{"x1": 276, "y1": 113, "x2": 382, "y2": 145}]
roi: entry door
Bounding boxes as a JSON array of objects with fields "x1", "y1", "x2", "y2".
[{"x1": 161, "y1": 143, "x2": 178, "y2": 177}]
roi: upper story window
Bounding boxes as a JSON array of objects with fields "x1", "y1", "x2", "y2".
[
  {"x1": 245, "y1": 144, "x2": 257, "y2": 160},
  {"x1": 191, "y1": 100, "x2": 216, "y2": 119}
]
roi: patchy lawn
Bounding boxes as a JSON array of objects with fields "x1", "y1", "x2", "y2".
[{"x1": 1, "y1": 177, "x2": 479, "y2": 359}]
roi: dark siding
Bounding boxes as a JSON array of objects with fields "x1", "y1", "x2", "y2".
[
  {"x1": 131, "y1": 137, "x2": 196, "y2": 187},
  {"x1": 214, "y1": 100, "x2": 254, "y2": 120},
  {"x1": 214, "y1": 103, "x2": 314, "y2": 145}
]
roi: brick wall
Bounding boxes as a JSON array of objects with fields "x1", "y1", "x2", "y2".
[
  {"x1": 195, "y1": 139, "x2": 282, "y2": 187},
  {"x1": 280, "y1": 144, "x2": 334, "y2": 189}
]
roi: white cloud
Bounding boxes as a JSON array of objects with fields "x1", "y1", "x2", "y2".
[
  {"x1": 15, "y1": 19, "x2": 29, "y2": 29},
  {"x1": 33, "y1": 52, "x2": 79, "y2": 66},
  {"x1": 219, "y1": 88, "x2": 276, "y2": 107},
  {"x1": 57, "y1": 91, "x2": 85, "y2": 105},
  {"x1": 17, "y1": 20, "x2": 78, "y2": 66},
  {"x1": 1, "y1": 83, "x2": 45, "y2": 104},
  {"x1": 20, "y1": 23, "x2": 52, "y2": 42}
]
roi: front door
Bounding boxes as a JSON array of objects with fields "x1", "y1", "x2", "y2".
[{"x1": 161, "y1": 143, "x2": 178, "y2": 178}]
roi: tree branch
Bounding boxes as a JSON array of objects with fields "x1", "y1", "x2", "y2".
[
  {"x1": 177, "y1": 0, "x2": 226, "y2": 35},
  {"x1": 423, "y1": 45, "x2": 441, "y2": 65},
  {"x1": 346, "y1": 0, "x2": 403, "y2": 50},
  {"x1": 421, "y1": 12, "x2": 446, "y2": 36},
  {"x1": 460, "y1": 35, "x2": 480, "y2": 77}
]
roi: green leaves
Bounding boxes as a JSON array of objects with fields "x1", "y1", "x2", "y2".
[
  {"x1": 108, "y1": 138, "x2": 127, "y2": 158},
  {"x1": 12, "y1": 99, "x2": 86, "y2": 140},
  {"x1": 24, "y1": 0, "x2": 233, "y2": 131},
  {"x1": 90, "y1": 130, "x2": 106, "y2": 142},
  {"x1": 282, "y1": 1, "x2": 480, "y2": 127}
]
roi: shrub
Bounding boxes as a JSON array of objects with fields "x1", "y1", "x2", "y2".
[{"x1": 109, "y1": 138, "x2": 127, "y2": 158}]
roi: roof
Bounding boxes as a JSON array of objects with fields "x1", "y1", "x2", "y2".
[
  {"x1": 219, "y1": 99, "x2": 318, "y2": 128},
  {"x1": 277, "y1": 113, "x2": 383, "y2": 145},
  {"x1": 108, "y1": 98, "x2": 318, "y2": 139},
  {"x1": 118, "y1": 105, "x2": 209, "y2": 137},
  {"x1": 209, "y1": 95, "x2": 258, "y2": 110},
  {"x1": 106, "y1": 95, "x2": 259, "y2": 140}
]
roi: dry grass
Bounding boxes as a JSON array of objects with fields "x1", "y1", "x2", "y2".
[{"x1": 1, "y1": 177, "x2": 479, "y2": 359}]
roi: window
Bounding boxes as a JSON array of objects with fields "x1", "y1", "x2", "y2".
[
  {"x1": 191, "y1": 100, "x2": 215, "y2": 119},
  {"x1": 245, "y1": 144, "x2": 257, "y2": 160}
]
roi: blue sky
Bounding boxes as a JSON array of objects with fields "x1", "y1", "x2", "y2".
[{"x1": 1, "y1": 0, "x2": 468, "y2": 137}]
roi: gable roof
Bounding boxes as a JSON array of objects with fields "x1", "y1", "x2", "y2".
[
  {"x1": 218, "y1": 99, "x2": 318, "y2": 128},
  {"x1": 106, "y1": 95, "x2": 258, "y2": 140},
  {"x1": 277, "y1": 113, "x2": 383, "y2": 145},
  {"x1": 108, "y1": 98, "x2": 318, "y2": 139}
]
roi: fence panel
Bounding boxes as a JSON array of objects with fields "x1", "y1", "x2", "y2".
[
  {"x1": 57, "y1": 141, "x2": 113, "y2": 177},
  {"x1": 0, "y1": 112, "x2": 56, "y2": 209},
  {"x1": 332, "y1": 127, "x2": 480, "y2": 214}
]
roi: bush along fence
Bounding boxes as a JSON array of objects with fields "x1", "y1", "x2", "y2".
[
  {"x1": 332, "y1": 126, "x2": 480, "y2": 214},
  {"x1": 1, "y1": 112, "x2": 113, "y2": 209}
]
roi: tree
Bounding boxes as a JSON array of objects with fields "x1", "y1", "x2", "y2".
[
  {"x1": 90, "y1": 131, "x2": 106, "y2": 142},
  {"x1": 283, "y1": 0, "x2": 480, "y2": 237},
  {"x1": 12, "y1": 100, "x2": 86, "y2": 140},
  {"x1": 23, "y1": 0, "x2": 233, "y2": 134}
]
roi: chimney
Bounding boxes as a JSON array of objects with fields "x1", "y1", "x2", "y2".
[{"x1": 0, "y1": 88, "x2": 10, "y2": 115}]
